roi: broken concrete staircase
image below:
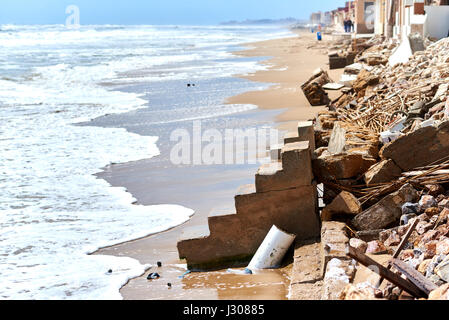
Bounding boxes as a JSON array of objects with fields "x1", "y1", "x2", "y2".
[{"x1": 177, "y1": 123, "x2": 321, "y2": 271}]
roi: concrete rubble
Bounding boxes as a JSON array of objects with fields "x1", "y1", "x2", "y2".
[
  {"x1": 301, "y1": 68, "x2": 333, "y2": 106},
  {"x1": 292, "y1": 35, "x2": 449, "y2": 300}
]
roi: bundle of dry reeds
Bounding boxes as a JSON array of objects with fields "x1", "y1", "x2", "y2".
[{"x1": 325, "y1": 157, "x2": 449, "y2": 206}]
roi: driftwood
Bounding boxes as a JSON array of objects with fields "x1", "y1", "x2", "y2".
[{"x1": 346, "y1": 245, "x2": 427, "y2": 298}]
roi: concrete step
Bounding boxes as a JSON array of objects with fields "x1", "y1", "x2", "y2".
[
  {"x1": 234, "y1": 183, "x2": 320, "y2": 238},
  {"x1": 177, "y1": 208, "x2": 258, "y2": 270},
  {"x1": 281, "y1": 141, "x2": 312, "y2": 176},
  {"x1": 269, "y1": 143, "x2": 284, "y2": 162},
  {"x1": 283, "y1": 132, "x2": 302, "y2": 144},
  {"x1": 178, "y1": 224, "x2": 210, "y2": 242},
  {"x1": 235, "y1": 183, "x2": 256, "y2": 196},
  {"x1": 256, "y1": 142, "x2": 313, "y2": 193},
  {"x1": 255, "y1": 162, "x2": 285, "y2": 193},
  {"x1": 207, "y1": 206, "x2": 238, "y2": 234},
  {"x1": 177, "y1": 225, "x2": 213, "y2": 269},
  {"x1": 297, "y1": 121, "x2": 316, "y2": 151},
  {"x1": 178, "y1": 233, "x2": 253, "y2": 270}
]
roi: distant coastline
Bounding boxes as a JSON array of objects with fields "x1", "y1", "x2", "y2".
[{"x1": 220, "y1": 17, "x2": 308, "y2": 27}]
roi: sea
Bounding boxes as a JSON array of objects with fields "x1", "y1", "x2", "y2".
[{"x1": 0, "y1": 24, "x2": 293, "y2": 299}]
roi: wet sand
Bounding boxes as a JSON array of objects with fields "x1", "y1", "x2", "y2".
[{"x1": 95, "y1": 30, "x2": 343, "y2": 300}]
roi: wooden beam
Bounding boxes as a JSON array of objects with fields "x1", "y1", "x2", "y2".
[
  {"x1": 389, "y1": 258, "x2": 438, "y2": 297},
  {"x1": 347, "y1": 245, "x2": 426, "y2": 298},
  {"x1": 376, "y1": 219, "x2": 419, "y2": 288}
]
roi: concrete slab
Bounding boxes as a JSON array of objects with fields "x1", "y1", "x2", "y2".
[
  {"x1": 284, "y1": 132, "x2": 301, "y2": 144},
  {"x1": 178, "y1": 224, "x2": 210, "y2": 242},
  {"x1": 269, "y1": 143, "x2": 283, "y2": 162},
  {"x1": 257, "y1": 141, "x2": 314, "y2": 193},
  {"x1": 320, "y1": 221, "x2": 351, "y2": 278},
  {"x1": 235, "y1": 183, "x2": 319, "y2": 238},
  {"x1": 297, "y1": 121, "x2": 315, "y2": 151},
  {"x1": 281, "y1": 141, "x2": 312, "y2": 175}
]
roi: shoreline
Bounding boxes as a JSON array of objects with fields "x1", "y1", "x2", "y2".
[
  {"x1": 228, "y1": 30, "x2": 344, "y2": 131},
  {"x1": 95, "y1": 29, "x2": 341, "y2": 300}
]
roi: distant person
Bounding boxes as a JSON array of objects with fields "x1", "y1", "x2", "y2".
[
  {"x1": 344, "y1": 19, "x2": 349, "y2": 33},
  {"x1": 348, "y1": 19, "x2": 354, "y2": 33}
]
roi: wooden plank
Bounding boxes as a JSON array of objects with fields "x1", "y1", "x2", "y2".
[
  {"x1": 347, "y1": 245, "x2": 426, "y2": 298},
  {"x1": 393, "y1": 219, "x2": 420, "y2": 259},
  {"x1": 376, "y1": 219, "x2": 419, "y2": 288},
  {"x1": 390, "y1": 258, "x2": 438, "y2": 296}
]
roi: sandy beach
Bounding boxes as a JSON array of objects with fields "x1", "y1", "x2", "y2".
[
  {"x1": 228, "y1": 30, "x2": 344, "y2": 131},
  {"x1": 95, "y1": 30, "x2": 343, "y2": 300}
]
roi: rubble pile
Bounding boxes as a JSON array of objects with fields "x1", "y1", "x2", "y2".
[
  {"x1": 306, "y1": 36, "x2": 449, "y2": 300},
  {"x1": 313, "y1": 37, "x2": 449, "y2": 203},
  {"x1": 337, "y1": 39, "x2": 400, "y2": 91},
  {"x1": 353, "y1": 37, "x2": 398, "y2": 67},
  {"x1": 342, "y1": 186, "x2": 449, "y2": 300},
  {"x1": 335, "y1": 37, "x2": 449, "y2": 134},
  {"x1": 327, "y1": 36, "x2": 388, "y2": 70}
]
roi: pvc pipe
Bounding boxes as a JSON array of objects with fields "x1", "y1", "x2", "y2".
[{"x1": 248, "y1": 225, "x2": 296, "y2": 270}]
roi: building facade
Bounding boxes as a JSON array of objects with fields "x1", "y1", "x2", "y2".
[{"x1": 321, "y1": 0, "x2": 449, "y2": 39}]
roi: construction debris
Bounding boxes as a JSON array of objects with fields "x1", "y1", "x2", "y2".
[
  {"x1": 352, "y1": 184, "x2": 419, "y2": 231},
  {"x1": 301, "y1": 68, "x2": 333, "y2": 106},
  {"x1": 292, "y1": 34, "x2": 449, "y2": 300},
  {"x1": 364, "y1": 159, "x2": 402, "y2": 186},
  {"x1": 321, "y1": 191, "x2": 362, "y2": 222}
]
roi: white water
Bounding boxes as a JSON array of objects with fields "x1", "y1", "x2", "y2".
[{"x1": 0, "y1": 24, "x2": 293, "y2": 299}]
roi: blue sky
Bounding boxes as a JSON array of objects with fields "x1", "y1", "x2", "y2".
[{"x1": 0, "y1": 0, "x2": 346, "y2": 25}]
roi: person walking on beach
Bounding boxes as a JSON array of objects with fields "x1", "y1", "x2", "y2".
[{"x1": 348, "y1": 19, "x2": 354, "y2": 33}]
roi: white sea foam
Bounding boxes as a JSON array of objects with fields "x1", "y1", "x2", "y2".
[{"x1": 0, "y1": 24, "x2": 293, "y2": 299}]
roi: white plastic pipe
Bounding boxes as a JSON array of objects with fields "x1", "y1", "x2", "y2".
[{"x1": 248, "y1": 225, "x2": 296, "y2": 270}]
